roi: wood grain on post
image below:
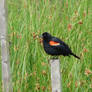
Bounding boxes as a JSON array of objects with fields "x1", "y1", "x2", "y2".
[
  {"x1": 50, "y1": 59, "x2": 62, "y2": 92},
  {"x1": 0, "y1": 0, "x2": 13, "y2": 92}
]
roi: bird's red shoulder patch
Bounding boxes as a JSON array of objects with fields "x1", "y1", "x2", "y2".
[{"x1": 49, "y1": 41, "x2": 60, "y2": 46}]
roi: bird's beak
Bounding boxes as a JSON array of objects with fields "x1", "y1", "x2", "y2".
[{"x1": 39, "y1": 35, "x2": 43, "y2": 38}]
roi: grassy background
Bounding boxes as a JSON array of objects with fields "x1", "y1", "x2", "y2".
[{"x1": 0, "y1": 0, "x2": 92, "y2": 92}]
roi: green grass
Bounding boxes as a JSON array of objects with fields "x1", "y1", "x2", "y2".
[{"x1": 0, "y1": 0, "x2": 92, "y2": 92}]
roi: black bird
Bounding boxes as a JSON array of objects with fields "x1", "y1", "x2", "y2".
[{"x1": 41, "y1": 32, "x2": 80, "y2": 59}]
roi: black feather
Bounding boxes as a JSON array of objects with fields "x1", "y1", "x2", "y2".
[{"x1": 71, "y1": 53, "x2": 80, "y2": 59}]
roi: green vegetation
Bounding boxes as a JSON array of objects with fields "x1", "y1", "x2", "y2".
[{"x1": 0, "y1": 0, "x2": 92, "y2": 92}]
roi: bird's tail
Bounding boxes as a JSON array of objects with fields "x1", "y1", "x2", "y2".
[{"x1": 71, "y1": 53, "x2": 80, "y2": 59}]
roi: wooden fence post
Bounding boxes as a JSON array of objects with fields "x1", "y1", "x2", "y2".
[
  {"x1": 0, "y1": 0, "x2": 13, "y2": 92},
  {"x1": 50, "y1": 59, "x2": 62, "y2": 92}
]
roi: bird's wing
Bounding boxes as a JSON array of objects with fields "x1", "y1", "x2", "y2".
[
  {"x1": 49, "y1": 37, "x2": 65, "y2": 46},
  {"x1": 49, "y1": 37, "x2": 65, "y2": 50},
  {"x1": 49, "y1": 37, "x2": 71, "y2": 53},
  {"x1": 49, "y1": 40, "x2": 60, "y2": 46}
]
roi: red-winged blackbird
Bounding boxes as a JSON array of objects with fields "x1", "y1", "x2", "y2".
[{"x1": 41, "y1": 32, "x2": 80, "y2": 59}]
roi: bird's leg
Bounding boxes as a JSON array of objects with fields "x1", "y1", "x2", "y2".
[
  {"x1": 54, "y1": 56, "x2": 58, "y2": 59},
  {"x1": 50, "y1": 56, "x2": 58, "y2": 59}
]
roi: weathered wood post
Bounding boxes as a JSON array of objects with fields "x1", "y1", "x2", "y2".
[
  {"x1": 50, "y1": 59, "x2": 62, "y2": 92},
  {"x1": 0, "y1": 0, "x2": 13, "y2": 92}
]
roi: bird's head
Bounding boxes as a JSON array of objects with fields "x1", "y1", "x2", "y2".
[{"x1": 40, "y1": 32, "x2": 52, "y2": 41}]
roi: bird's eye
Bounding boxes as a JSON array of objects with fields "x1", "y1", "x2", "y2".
[{"x1": 43, "y1": 34, "x2": 47, "y2": 37}]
